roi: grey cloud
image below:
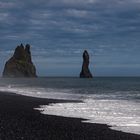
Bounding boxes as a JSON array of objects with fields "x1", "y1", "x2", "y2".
[
  {"x1": 0, "y1": 1, "x2": 16, "y2": 9},
  {"x1": 0, "y1": 0, "x2": 140, "y2": 76},
  {"x1": 1, "y1": 0, "x2": 140, "y2": 39},
  {"x1": 0, "y1": 13, "x2": 9, "y2": 21}
]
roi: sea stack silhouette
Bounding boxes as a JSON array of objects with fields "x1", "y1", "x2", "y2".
[
  {"x1": 3, "y1": 44, "x2": 37, "y2": 77},
  {"x1": 80, "y1": 50, "x2": 93, "y2": 78}
]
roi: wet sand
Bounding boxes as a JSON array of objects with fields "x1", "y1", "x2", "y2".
[{"x1": 0, "y1": 91, "x2": 140, "y2": 140}]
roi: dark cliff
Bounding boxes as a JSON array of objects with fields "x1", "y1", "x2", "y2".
[
  {"x1": 3, "y1": 44, "x2": 37, "y2": 77},
  {"x1": 80, "y1": 50, "x2": 93, "y2": 78}
]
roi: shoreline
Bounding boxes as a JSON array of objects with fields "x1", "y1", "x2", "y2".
[{"x1": 0, "y1": 91, "x2": 140, "y2": 140}]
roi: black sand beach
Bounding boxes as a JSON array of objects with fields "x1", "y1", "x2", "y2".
[{"x1": 0, "y1": 91, "x2": 140, "y2": 140}]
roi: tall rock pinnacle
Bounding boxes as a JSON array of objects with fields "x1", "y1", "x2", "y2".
[
  {"x1": 80, "y1": 50, "x2": 93, "y2": 78},
  {"x1": 3, "y1": 44, "x2": 37, "y2": 77}
]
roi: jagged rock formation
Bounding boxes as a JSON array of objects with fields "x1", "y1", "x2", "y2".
[
  {"x1": 3, "y1": 44, "x2": 37, "y2": 77},
  {"x1": 80, "y1": 50, "x2": 93, "y2": 78}
]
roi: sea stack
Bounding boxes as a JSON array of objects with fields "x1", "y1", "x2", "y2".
[
  {"x1": 3, "y1": 44, "x2": 37, "y2": 77},
  {"x1": 80, "y1": 50, "x2": 93, "y2": 78}
]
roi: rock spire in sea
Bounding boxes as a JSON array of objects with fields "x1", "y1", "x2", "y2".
[
  {"x1": 3, "y1": 44, "x2": 37, "y2": 77},
  {"x1": 80, "y1": 50, "x2": 93, "y2": 78}
]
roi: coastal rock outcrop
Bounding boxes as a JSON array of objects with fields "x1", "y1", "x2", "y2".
[
  {"x1": 80, "y1": 50, "x2": 93, "y2": 78},
  {"x1": 3, "y1": 44, "x2": 37, "y2": 77}
]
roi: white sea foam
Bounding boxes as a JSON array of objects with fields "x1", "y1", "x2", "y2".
[
  {"x1": 0, "y1": 85, "x2": 82, "y2": 100},
  {"x1": 35, "y1": 99, "x2": 140, "y2": 135}
]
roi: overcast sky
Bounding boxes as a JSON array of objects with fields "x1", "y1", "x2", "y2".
[{"x1": 0, "y1": 0, "x2": 140, "y2": 76}]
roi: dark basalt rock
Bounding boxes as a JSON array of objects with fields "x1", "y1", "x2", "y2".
[
  {"x1": 80, "y1": 50, "x2": 93, "y2": 78},
  {"x1": 3, "y1": 44, "x2": 37, "y2": 77}
]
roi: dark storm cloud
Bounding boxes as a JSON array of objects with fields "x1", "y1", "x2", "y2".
[
  {"x1": 1, "y1": 0, "x2": 140, "y2": 40},
  {"x1": 0, "y1": 0, "x2": 140, "y2": 76}
]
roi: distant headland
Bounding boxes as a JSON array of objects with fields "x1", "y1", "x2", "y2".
[
  {"x1": 80, "y1": 50, "x2": 93, "y2": 78},
  {"x1": 3, "y1": 44, "x2": 37, "y2": 77},
  {"x1": 2, "y1": 44, "x2": 93, "y2": 78}
]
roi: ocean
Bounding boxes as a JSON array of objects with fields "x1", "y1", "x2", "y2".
[{"x1": 0, "y1": 77, "x2": 140, "y2": 135}]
